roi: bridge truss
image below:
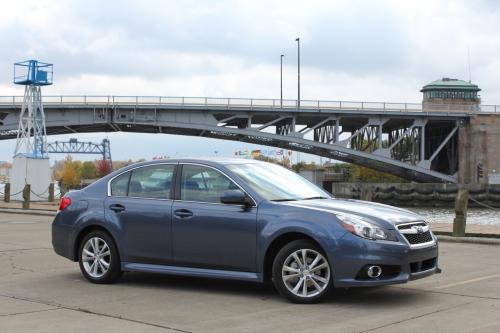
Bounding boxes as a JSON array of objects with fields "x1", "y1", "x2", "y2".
[
  {"x1": 0, "y1": 95, "x2": 478, "y2": 183},
  {"x1": 47, "y1": 138, "x2": 111, "y2": 162}
]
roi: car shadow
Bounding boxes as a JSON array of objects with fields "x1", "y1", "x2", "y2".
[
  {"x1": 326, "y1": 285, "x2": 427, "y2": 306},
  {"x1": 111, "y1": 272, "x2": 427, "y2": 306},
  {"x1": 119, "y1": 272, "x2": 278, "y2": 301}
]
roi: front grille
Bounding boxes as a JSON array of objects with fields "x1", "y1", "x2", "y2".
[
  {"x1": 397, "y1": 222, "x2": 426, "y2": 230},
  {"x1": 404, "y1": 231, "x2": 433, "y2": 244},
  {"x1": 397, "y1": 221, "x2": 434, "y2": 246}
]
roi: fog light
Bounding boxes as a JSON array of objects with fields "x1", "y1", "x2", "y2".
[{"x1": 367, "y1": 265, "x2": 382, "y2": 278}]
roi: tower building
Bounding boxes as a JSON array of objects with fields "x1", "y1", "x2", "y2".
[{"x1": 10, "y1": 60, "x2": 53, "y2": 200}]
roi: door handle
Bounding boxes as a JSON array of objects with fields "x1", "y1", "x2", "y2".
[
  {"x1": 174, "y1": 209, "x2": 193, "y2": 218},
  {"x1": 109, "y1": 204, "x2": 126, "y2": 212}
]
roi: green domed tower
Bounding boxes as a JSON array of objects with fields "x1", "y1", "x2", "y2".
[{"x1": 421, "y1": 78, "x2": 481, "y2": 112}]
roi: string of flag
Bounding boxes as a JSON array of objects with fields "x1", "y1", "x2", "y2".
[{"x1": 234, "y1": 149, "x2": 292, "y2": 158}]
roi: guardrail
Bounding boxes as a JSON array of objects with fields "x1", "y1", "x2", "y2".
[{"x1": 0, "y1": 95, "x2": 498, "y2": 113}]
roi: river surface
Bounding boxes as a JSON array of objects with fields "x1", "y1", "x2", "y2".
[{"x1": 407, "y1": 207, "x2": 500, "y2": 225}]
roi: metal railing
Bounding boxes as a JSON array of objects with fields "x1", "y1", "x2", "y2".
[{"x1": 0, "y1": 95, "x2": 498, "y2": 113}]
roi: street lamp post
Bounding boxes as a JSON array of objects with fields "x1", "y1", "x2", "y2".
[
  {"x1": 296, "y1": 37, "x2": 300, "y2": 109},
  {"x1": 280, "y1": 54, "x2": 284, "y2": 108}
]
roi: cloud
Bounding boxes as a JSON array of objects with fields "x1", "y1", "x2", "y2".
[{"x1": 1, "y1": 0, "x2": 500, "y2": 162}]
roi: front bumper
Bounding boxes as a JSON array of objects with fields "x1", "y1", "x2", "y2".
[{"x1": 331, "y1": 232, "x2": 439, "y2": 288}]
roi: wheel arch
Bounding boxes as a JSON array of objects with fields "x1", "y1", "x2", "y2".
[
  {"x1": 73, "y1": 224, "x2": 119, "y2": 262},
  {"x1": 262, "y1": 232, "x2": 325, "y2": 282}
]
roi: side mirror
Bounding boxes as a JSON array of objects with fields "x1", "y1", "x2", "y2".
[{"x1": 220, "y1": 190, "x2": 251, "y2": 206}]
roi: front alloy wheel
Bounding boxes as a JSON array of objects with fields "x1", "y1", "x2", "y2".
[{"x1": 273, "y1": 240, "x2": 332, "y2": 303}]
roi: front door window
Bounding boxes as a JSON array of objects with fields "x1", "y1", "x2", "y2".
[{"x1": 180, "y1": 165, "x2": 238, "y2": 203}]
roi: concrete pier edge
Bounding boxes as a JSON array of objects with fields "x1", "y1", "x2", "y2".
[
  {"x1": 436, "y1": 234, "x2": 500, "y2": 245},
  {"x1": 0, "y1": 208, "x2": 56, "y2": 217}
]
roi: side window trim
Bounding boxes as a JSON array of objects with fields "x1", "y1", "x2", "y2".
[
  {"x1": 174, "y1": 164, "x2": 183, "y2": 200},
  {"x1": 169, "y1": 163, "x2": 180, "y2": 200},
  {"x1": 125, "y1": 171, "x2": 132, "y2": 196}
]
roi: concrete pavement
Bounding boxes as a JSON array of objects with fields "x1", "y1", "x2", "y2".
[
  {"x1": 0, "y1": 201, "x2": 58, "y2": 210},
  {"x1": 1, "y1": 213, "x2": 500, "y2": 332}
]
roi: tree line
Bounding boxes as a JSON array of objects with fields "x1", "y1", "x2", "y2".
[
  {"x1": 54, "y1": 154, "x2": 405, "y2": 190},
  {"x1": 53, "y1": 156, "x2": 145, "y2": 189}
]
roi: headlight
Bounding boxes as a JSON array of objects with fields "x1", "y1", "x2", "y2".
[{"x1": 337, "y1": 214, "x2": 394, "y2": 241}]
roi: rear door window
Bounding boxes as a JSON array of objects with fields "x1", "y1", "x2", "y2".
[
  {"x1": 110, "y1": 172, "x2": 130, "y2": 196},
  {"x1": 128, "y1": 165, "x2": 175, "y2": 199}
]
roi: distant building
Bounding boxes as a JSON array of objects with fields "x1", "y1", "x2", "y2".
[
  {"x1": 0, "y1": 162, "x2": 12, "y2": 182},
  {"x1": 299, "y1": 169, "x2": 325, "y2": 188},
  {"x1": 421, "y1": 78, "x2": 481, "y2": 112},
  {"x1": 299, "y1": 163, "x2": 348, "y2": 192}
]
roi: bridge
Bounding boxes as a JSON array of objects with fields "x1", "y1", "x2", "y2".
[{"x1": 1, "y1": 95, "x2": 499, "y2": 183}]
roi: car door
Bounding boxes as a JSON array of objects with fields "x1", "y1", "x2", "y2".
[
  {"x1": 105, "y1": 164, "x2": 176, "y2": 265},
  {"x1": 171, "y1": 164, "x2": 257, "y2": 272}
]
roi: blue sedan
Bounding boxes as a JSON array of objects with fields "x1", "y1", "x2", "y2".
[{"x1": 52, "y1": 158, "x2": 439, "y2": 303}]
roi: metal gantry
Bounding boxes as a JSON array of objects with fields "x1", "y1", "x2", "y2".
[{"x1": 47, "y1": 138, "x2": 112, "y2": 162}]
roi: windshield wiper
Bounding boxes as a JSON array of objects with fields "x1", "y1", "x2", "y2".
[
  {"x1": 302, "y1": 196, "x2": 329, "y2": 200},
  {"x1": 270, "y1": 198, "x2": 298, "y2": 202}
]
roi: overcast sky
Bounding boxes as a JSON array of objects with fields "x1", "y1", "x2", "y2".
[{"x1": 1, "y1": 0, "x2": 500, "y2": 162}]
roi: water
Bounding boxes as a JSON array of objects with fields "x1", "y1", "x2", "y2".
[{"x1": 408, "y1": 207, "x2": 500, "y2": 226}]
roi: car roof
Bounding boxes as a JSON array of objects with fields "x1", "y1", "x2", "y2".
[
  {"x1": 84, "y1": 157, "x2": 272, "y2": 197},
  {"x1": 121, "y1": 157, "x2": 266, "y2": 170}
]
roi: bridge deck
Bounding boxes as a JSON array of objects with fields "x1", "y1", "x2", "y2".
[{"x1": 1, "y1": 95, "x2": 498, "y2": 114}]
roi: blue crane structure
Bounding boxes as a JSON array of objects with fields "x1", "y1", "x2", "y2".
[{"x1": 12, "y1": 60, "x2": 53, "y2": 158}]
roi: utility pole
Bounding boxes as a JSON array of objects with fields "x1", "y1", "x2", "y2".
[
  {"x1": 295, "y1": 37, "x2": 300, "y2": 109},
  {"x1": 280, "y1": 54, "x2": 284, "y2": 108}
]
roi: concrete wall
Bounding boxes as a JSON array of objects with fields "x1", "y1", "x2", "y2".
[
  {"x1": 330, "y1": 182, "x2": 500, "y2": 207},
  {"x1": 299, "y1": 170, "x2": 325, "y2": 188},
  {"x1": 10, "y1": 156, "x2": 52, "y2": 201},
  {"x1": 461, "y1": 114, "x2": 500, "y2": 184}
]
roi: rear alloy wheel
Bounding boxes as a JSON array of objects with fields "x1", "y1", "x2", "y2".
[
  {"x1": 78, "y1": 230, "x2": 122, "y2": 284},
  {"x1": 272, "y1": 240, "x2": 332, "y2": 303}
]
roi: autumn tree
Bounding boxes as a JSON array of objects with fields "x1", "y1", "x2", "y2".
[
  {"x1": 61, "y1": 156, "x2": 81, "y2": 188},
  {"x1": 52, "y1": 159, "x2": 65, "y2": 180},
  {"x1": 354, "y1": 166, "x2": 406, "y2": 183},
  {"x1": 81, "y1": 161, "x2": 97, "y2": 179},
  {"x1": 96, "y1": 159, "x2": 112, "y2": 177},
  {"x1": 112, "y1": 159, "x2": 135, "y2": 170}
]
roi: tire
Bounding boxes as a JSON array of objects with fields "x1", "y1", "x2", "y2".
[
  {"x1": 272, "y1": 239, "x2": 332, "y2": 303},
  {"x1": 78, "y1": 230, "x2": 122, "y2": 284}
]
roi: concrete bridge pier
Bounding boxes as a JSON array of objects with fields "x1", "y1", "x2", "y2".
[
  {"x1": 458, "y1": 114, "x2": 500, "y2": 185},
  {"x1": 422, "y1": 78, "x2": 500, "y2": 185}
]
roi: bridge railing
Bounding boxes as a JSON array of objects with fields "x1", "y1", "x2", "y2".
[{"x1": 0, "y1": 95, "x2": 498, "y2": 113}]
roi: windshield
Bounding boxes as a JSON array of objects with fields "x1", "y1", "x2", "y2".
[{"x1": 227, "y1": 162, "x2": 332, "y2": 201}]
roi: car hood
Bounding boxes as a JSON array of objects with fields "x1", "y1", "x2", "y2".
[{"x1": 282, "y1": 198, "x2": 423, "y2": 229}]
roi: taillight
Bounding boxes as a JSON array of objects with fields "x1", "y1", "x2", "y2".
[{"x1": 58, "y1": 197, "x2": 72, "y2": 211}]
